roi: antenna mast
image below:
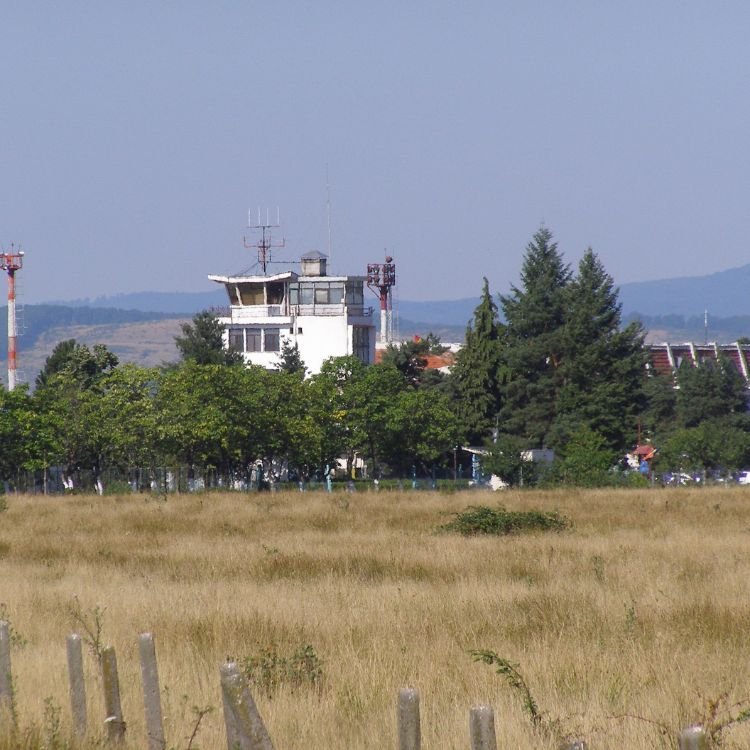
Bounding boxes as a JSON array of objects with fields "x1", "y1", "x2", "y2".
[
  {"x1": 326, "y1": 166, "x2": 333, "y2": 270},
  {"x1": 243, "y1": 208, "x2": 285, "y2": 273},
  {"x1": 367, "y1": 254, "x2": 396, "y2": 345},
  {"x1": 0, "y1": 247, "x2": 24, "y2": 390}
]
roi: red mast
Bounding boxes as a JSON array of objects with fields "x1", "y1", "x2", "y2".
[
  {"x1": 367, "y1": 255, "x2": 396, "y2": 344},
  {"x1": 0, "y1": 249, "x2": 23, "y2": 390}
]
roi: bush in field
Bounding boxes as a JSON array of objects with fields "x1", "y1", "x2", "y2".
[
  {"x1": 438, "y1": 505, "x2": 570, "y2": 536},
  {"x1": 241, "y1": 643, "x2": 323, "y2": 698}
]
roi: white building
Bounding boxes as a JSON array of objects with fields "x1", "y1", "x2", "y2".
[{"x1": 208, "y1": 251, "x2": 376, "y2": 374}]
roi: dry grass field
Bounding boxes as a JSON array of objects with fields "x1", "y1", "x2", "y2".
[{"x1": 1, "y1": 486, "x2": 750, "y2": 749}]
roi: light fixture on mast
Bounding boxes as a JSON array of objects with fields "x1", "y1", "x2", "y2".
[{"x1": 367, "y1": 254, "x2": 396, "y2": 345}]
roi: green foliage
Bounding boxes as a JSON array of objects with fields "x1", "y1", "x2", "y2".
[
  {"x1": 555, "y1": 425, "x2": 618, "y2": 487},
  {"x1": 380, "y1": 334, "x2": 446, "y2": 388},
  {"x1": 500, "y1": 227, "x2": 571, "y2": 447},
  {"x1": 275, "y1": 339, "x2": 307, "y2": 377},
  {"x1": 42, "y1": 697, "x2": 64, "y2": 750},
  {"x1": 66, "y1": 597, "x2": 105, "y2": 664},
  {"x1": 450, "y1": 278, "x2": 505, "y2": 444},
  {"x1": 675, "y1": 354, "x2": 747, "y2": 428},
  {"x1": 552, "y1": 249, "x2": 647, "y2": 451},
  {"x1": 0, "y1": 604, "x2": 28, "y2": 649},
  {"x1": 482, "y1": 433, "x2": 530, "y2": 486},
  {"x1": 175, "y1": 310, "x2": 242, "y2": 365},
  {"x1": 657, "y1": 418, "x2": 750, "y2": 474},
  {"x1": 439, "y1": 505, "x2": 571, "y2": 536},
  {"x1": 35, "y1": 339, "x2": 77, "y2": 389},
  {"x1": 470, "y1": 650, "x2": 541, "y2": 726},
  {"x1": 241, "y1": 643, "x2": 323, "y2": 699}
]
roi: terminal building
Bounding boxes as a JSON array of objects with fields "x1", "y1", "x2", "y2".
[{"x1": 209, "y1": 251, "x2": 376, "y2": 374}]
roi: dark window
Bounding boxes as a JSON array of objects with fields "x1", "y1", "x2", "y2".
[
  {"x1": 346, "y1": 283, "x2": 364, "y2": 306},
  {"x1": 315, "y1": 284, "x2": 329, "y2": 304},
  {"x1": 246, "y1": 328, "x2": 262, "y2": 352},
  {"x1": 228, "y1": 329, "x2": 244, "y2": 352},
  {"x1": 289, "y1": 284, "x2": 299, "y2": 305},
  {"x1": 267, "y1": 282, "x2": 284, "y2": 304},
  {"x1": 353, "y1": 326, "x2": 370, "y2": 363},
  {"x1": 265, "y1": 330, "x2": 280, "y2": 352},
  {"x1": 300, "y1": 284, "x2": 314, "y2": 304}
]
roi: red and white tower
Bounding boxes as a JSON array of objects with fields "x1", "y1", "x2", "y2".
[
  {"x1": 367, "y1": 255, "x2": 396, "y2": 345},
  {"x1": 0, "y1": 249, "x2": 24, "y2": 390}
]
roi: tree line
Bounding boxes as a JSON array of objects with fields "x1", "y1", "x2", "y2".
[{"x1": 2, "y1": 226, "x2": 749, "y2": 490}]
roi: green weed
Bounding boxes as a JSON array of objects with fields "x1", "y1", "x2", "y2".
[
  {"x1": 241, "y1": 643, "x2": 323, "y2": 699},
  {"x1": 439, "y1": 505, "x2": 571, "y2": 536}
]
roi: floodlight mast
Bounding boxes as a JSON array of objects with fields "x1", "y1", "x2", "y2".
[
  {"x1": 0, "y1": 248, "x2": 24, "y2": 390},
  {"x1": 367, "y1": 255, "x2": 396, "y2": 345},
  {"x1": 243, "y1": 208, "x2": 285, "y2": 273}
]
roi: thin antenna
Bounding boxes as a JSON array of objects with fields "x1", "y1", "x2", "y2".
[
  {"x1": 244, "y1": 209, "x2": 285, "y2": 274},
  {"x1": 326, "y1": 165, "x2": 333, "y2": 270},
  {"x1": 704, "y1": 309, "x2": 709, "y2": 345}
]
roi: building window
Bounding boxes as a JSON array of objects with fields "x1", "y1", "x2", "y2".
[
  {"x1": 246, "y1": 328, "x2": 262, "y2": 352},
  {"x1": 329, "y1": 283, "x2": 344, "y2": 303},
  {"x1": 346, "y1": 283, "x2": 364, "y2": 306},
  {"x1": 299, "y1": 283, "x2": 314, "y2": 304},
  {"x1": 353, "y1": 326, "x2": 370, "y2": 364},
  {"x1": 265, "y1": 330, "x2": 280, "y2": 352},
  {"x1": 228, "y1": 328, "x2": 244, "y2": 352}
]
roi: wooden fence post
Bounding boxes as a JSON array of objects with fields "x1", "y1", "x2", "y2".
[
  {"x1": 678, "y1": 725, "x2": 708, "y2": 750},
  {"x1": 398, "y1": 688, "x2": 421, "y2": 750},
  {"x1": 0, "y1": 621, "x2": 13, "y2": 726},
  {"x1": 469, "y1": 705, "x2": 497, "y2": 750},
  {"x1": 219, "y1": 660, "x2": 274, "y2": 750},
  {"x1": 66, "y1": 634, "x2": 87, "y2": 737},
  {"x1": 139, "y1": 633, "x2": 165, "y2": 750},
  {"x1": 101, "y1": 645, "x2": 126, "y2": 741}
]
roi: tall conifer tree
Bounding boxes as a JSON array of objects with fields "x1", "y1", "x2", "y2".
[
  {"x1": 499, "y1": 226, "x2": 571, "y2": 446},
  {"x1": 551, "y1": 248, "x2": 647, "y2": 451},
  {"x1": 450, "y1": 278, "x2": 504, "y2": 444}
]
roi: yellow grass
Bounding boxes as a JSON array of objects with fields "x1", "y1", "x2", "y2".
[{"x1": 1, "y1": 487, "x2": 750, "y2": 749}]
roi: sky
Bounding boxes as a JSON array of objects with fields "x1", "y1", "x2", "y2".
[{"x1": 2, "y1": 2, "x2": 750, "y2": 304}]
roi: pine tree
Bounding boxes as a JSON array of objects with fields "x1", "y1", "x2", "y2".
[
  {"x1": 551, "y1": 249, "x2": 647, "y2": 451},
  {"x1": 449, "y1": 278, "x2": 505, "y2": 444},
  {"x1": 174, "y1": 310, "x2": 241, "y2": 366},
  {"x1": 275, "y1": 339, "x2": 307, "y2": 378},
  {"x1": 499, "y1": 226, "x2": 571, "y2": 447}
]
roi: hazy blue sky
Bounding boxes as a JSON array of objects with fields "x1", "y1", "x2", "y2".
[{"x1": 2, "y1": 2, "x2": 749, "y2": 304}]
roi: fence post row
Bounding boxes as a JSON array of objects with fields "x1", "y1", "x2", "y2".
[
  {"x1": 0, "y1": 628, "x2": 723, "y2": 749},
  {"x1": 66, "y1": 633, "x2": 87, "y2": 737}
]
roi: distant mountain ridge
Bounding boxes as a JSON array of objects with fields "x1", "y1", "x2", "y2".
[
  {"x1": 51, "y1": 261, "x2": 750, "y2": 322},
  {"x1": 5, "y1": 262, "x2": 748, "y2": 385}
]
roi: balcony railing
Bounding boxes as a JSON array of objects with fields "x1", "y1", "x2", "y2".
[{"x1": 223, "y1": 303, "x2": 373, "y2": 319}]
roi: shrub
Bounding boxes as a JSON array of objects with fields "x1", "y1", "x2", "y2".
[
  {"x1": 241, "y1": 643, "x2": 323, "y2": 698},
  {"x1": 438, "y1": 505, "x2": 571, "y2": 536}
]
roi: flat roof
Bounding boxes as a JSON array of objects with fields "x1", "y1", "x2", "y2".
[{"x1": 208, "y1": 272, "x2": 366, "y2": 284}]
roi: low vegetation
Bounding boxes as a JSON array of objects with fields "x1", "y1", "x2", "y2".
[
  {"x1": 2, "y1": 487, "x2": 750, "y2": 749},
  {"x1": 438, "y1": 504, "x2": 571, "y2": 536}
]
